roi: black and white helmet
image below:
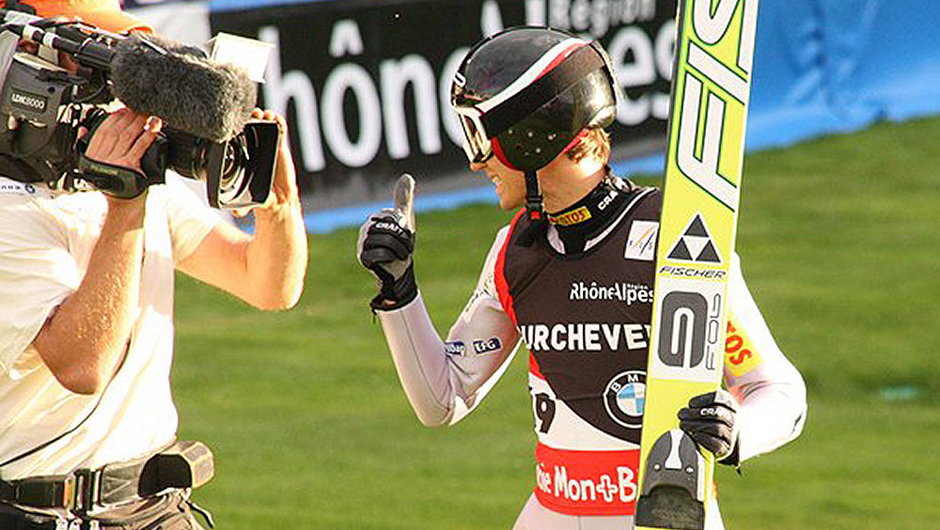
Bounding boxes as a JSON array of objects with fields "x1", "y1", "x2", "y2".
[{"x1": 451, "y1": 26, "x2": 620, "y2": 173}]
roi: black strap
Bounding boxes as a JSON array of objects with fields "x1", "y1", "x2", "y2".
[
  {"x1": 76, "y1": 153, "x2": 153, "y2": 199},
  {"x1": 0, "y1": 512, "x2": 60, "y2": 530},
  {"x1": 515, "y1": 170, "x2": 546, "y2": 247},
  {"x1": 479, "y1": 44, "x2": 605, "y2": 138},
  {"x1": 0, "y1": 386, "x2": 109, "y2": 470},
  {"x1": 0, "y1": 441, "x2": 213, "y2": 513},
  {"x1": 0, "y1": 475, "x2": 74, "y2": 509},
  {"x1": 522, "y1": 169, "x2": 542, "y2": 215},
  {"x1": 0, "y1": 336, "x2": 133, "y2": 471},
  {"x1": 0, "y1": 460, "x2": 140, "y2": 510}
]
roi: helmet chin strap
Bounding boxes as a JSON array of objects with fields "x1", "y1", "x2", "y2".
[
  {"x1": 516, "y1": 169, "x2": 547, "y2": 247},
  {"x1": 523, "y1": 169, "x2": 543, "y2": 220}
]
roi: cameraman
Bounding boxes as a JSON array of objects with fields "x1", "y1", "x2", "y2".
[{"x1": 0, "y1": 1, "x2": 308, "y2": 529}]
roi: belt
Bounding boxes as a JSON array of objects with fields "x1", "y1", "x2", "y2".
[
  {"x1": 0, "y1": 459, "x2": 147, "y2": 513},
  {"x1": 0, "y1": 441, "x2": 214, "y2": 514},
  {"x1": 0, "y1": 512, "x2": 95, "y2": 530}
]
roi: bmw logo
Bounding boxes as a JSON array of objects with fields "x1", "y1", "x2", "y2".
[{"x1": 603, "y1": 371, "x2": 646, "y2": 429}]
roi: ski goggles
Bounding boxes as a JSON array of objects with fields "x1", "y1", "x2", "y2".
[{"x1": 453, "y1": 104, "x2": 494, "y2": 164}]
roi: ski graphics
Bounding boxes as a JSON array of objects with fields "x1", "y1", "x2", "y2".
[{"x1": 635, "y1": 0, "x2": 759, "y2": 528}]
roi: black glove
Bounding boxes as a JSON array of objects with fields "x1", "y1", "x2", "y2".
[
  {"x1": 678, "y1": 389, "x2": 740, "y2": 466},
  {"x1": 358, "y1": 174, "x2": 418, "y2": 311}
]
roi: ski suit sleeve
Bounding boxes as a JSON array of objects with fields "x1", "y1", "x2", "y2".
[
  {"x1": 724, "y1": 254, "x2": 807, "y2": 462},
  {"x1": 375, "y1": 227, "x2": 521, "y2": 427}
]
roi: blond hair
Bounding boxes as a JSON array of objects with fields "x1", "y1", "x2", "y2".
[{"x1": 566, "y1": 128, "x2": 610, "y2": 164}]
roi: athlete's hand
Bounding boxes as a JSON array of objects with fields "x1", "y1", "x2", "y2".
[
  {"x1": 678, "y1": 389, "x2": 740, "y2": 466},
  {"x1": 357, "y1": 174, "x2": 417, "y2": 310}
]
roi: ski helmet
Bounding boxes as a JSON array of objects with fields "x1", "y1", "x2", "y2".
[{"x1": 451, "y1": 26, "x2": 620, "y2": 173}]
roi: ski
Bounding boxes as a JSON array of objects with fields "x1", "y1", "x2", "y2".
[{"x1": 635, "y1": 0, "x2": 760, "y2": 528}]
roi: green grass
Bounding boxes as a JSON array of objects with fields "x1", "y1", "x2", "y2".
[{"x1": 173, "y1": 115, "x2": 940, "y2": 529}]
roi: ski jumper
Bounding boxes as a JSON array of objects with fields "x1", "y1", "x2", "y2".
[{"x1": 374, "y1": 181, "x2": 805, "y2": 529}]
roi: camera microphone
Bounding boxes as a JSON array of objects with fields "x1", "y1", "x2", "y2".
[
  {"x1": 110, "y1": 33, "x2": 257, "y2": 142},
  {"x1": 0, "y1": 13, "x2": 278, "y2": 209},
  {"x1": 0, "y1": 12, "x2": 257, "y2": 142}
]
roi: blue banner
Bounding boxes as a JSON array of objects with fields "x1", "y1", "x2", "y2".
[{"x1": 127, "y1": 0, "x2": 940, "y2": 231}]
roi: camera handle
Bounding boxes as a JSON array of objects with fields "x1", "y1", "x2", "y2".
[{"x1": 74, "y1": 130, "x2": 168, "y2": 199}]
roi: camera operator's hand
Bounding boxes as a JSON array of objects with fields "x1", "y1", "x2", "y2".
[
  {"x1": 83, "y1": 107, "x2": 163, "y2": 206},
  {"x1": 358, "y1": 174, "x2": 418, "y2": 311},
  {"x1": 181, "y1": 107, "x2": 307, "y2": 311},
  {"x1": 240, "y1": 109, "x2": 300, "y2": 218}
]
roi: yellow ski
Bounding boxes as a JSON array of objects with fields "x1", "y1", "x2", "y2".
[{"x1": 635, "y1": 0, "x2": 759, "y2": 528}]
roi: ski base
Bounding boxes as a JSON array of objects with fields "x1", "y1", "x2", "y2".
[
  {"x1": 636, "y1": 486, "x2": 704, "y2": 529},
  {"x1": 635, "y1": 429, "x2": 705, "y2": 530}
]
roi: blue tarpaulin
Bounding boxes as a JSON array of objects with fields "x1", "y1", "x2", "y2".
[
  {"x1": 748, "y1": 0, "x2": 940, "y2": 149},
  {"x1": 613, "y1": 0, "x2": 940, "y2": 178}
]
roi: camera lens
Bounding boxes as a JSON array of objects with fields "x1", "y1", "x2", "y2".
[
  {"x1": 157, "y1": 121, "x2": 278, "y2": 209},
  {"x1": 163, "y1": 128, "x2": 207, "y2": 181},
  {"x1": 214, "y1": 135, "x2": 253, "y2": 204},
  {"x1": 218, "y1": 137, "x2": 248, "y2": 188}
]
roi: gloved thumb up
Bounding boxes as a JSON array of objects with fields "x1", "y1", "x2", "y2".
[{"x1": 357, "y1": 174, "x2": 419, "y2": 310}]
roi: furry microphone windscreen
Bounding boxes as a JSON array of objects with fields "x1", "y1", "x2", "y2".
[{"x1": 110, "y1": 33, "x2": 257, "y2": 142}]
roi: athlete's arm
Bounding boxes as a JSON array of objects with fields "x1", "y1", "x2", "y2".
[
  {"x1": 375, "y1": 227, "x2": 521, "y2": 427},
  {"x1": 723, "y1": 254, "x2": 807, "y2": 461}
]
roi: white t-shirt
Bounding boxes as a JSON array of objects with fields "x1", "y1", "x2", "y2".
[{"x1": 0, "y1": 176, "x2": 221, "y2": 479}]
